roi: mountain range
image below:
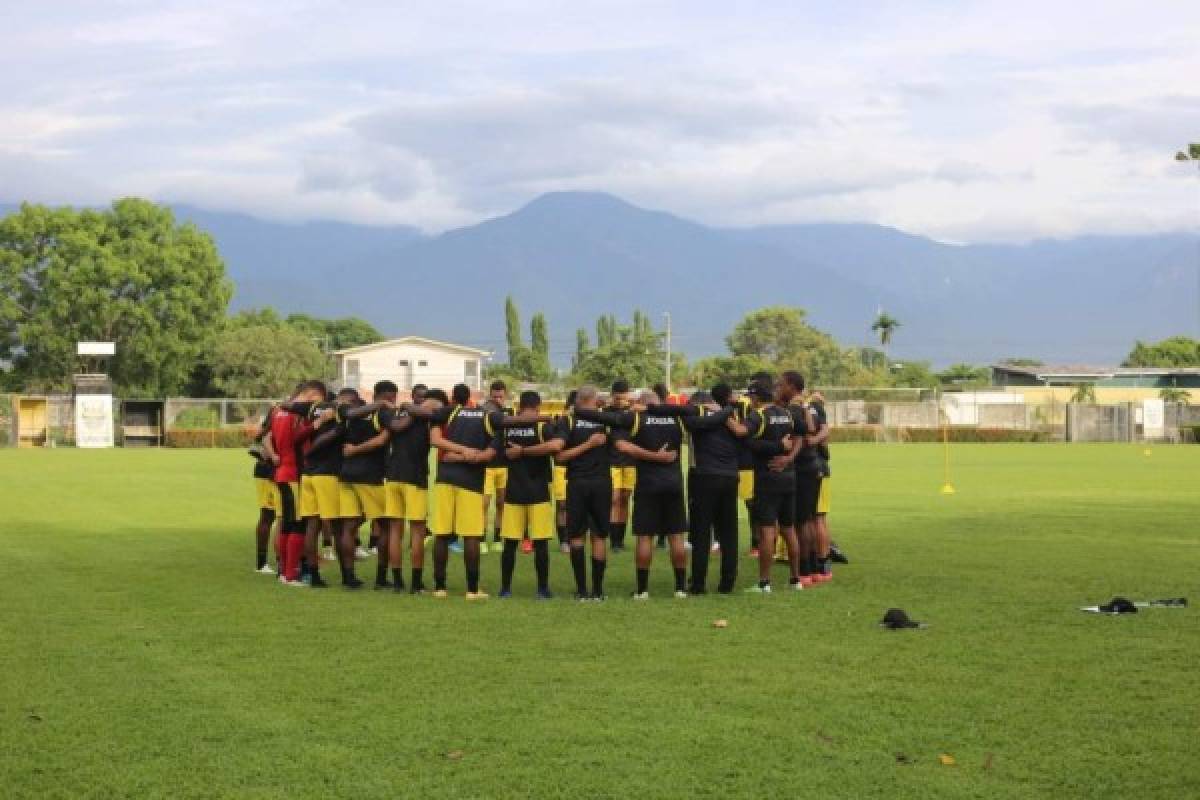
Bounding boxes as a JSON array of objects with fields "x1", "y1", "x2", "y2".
[{"x1": 5, "y1": 193, "x2": 1197, "y2": 366}]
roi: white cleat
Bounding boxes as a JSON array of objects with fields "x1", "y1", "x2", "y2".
[
  {"x1": 256, "y1": 564, "x2": 276, "y2": 575},
  {"x1": 710, "y1": 542, "x2": 720, "y2": 552},
  {"x1": 631, "y1": 591, "x2": 650, "y2": 601},
  {"x1": 284, "y1": 579, "x2": 307, "y2": 588},
  {"x1": 674, "y1": 590, "x2": 689, "y2": 599}
]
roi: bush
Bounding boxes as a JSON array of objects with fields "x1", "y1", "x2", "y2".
[
  {"x1": 1184, "y1": 424, "x2": 1200, "y2": 443},
  {"x1": 171, "y1": 407, "x2": 222, "y2": 430},
  {"x1": 165, "y1": 428, "x2": 256, "y2": 448},
  {"x1": 829, "y1": 426, "x2": 881, "y2": 443}
]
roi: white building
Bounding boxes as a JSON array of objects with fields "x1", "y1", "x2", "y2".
[{"x1": 332, "y1": 337, "x2": 491, "y2": 397}]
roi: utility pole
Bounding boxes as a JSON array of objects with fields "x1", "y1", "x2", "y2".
[{"x1": 663, "y1": 311, "x2": 672, "y2": 392}]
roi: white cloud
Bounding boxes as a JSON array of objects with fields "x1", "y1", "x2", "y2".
[{"x1": 1, "y1": 1, "x2": 1199, "y2": 241}]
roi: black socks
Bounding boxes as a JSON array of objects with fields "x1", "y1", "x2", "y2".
[
  {"x1": 591, "y1": 557, "x2": 606, "y2": 596},
  {"x1": 533, "y1": 540, "x2": 549, "y2": 591},
  {"x1": 636, "y1": 567, "x2": 649, "y2": 594},
  {"x1": 673, "y1": 567, "x2": 686, "y2": 592},
  {"x1": 569, "y1": 545, "x2": 587, "y2": 595},
  {"x1": 501, "y1": 540, "x2": 518, "y2": 591}
]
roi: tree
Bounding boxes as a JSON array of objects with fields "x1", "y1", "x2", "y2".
[
  {"x1": 1122, "y1": 337, "x2": 1200, "y2": 368},
  {"x1": 1069, "y1": 383, "x2": 1097, "y2": 404},
  {"x1": 502, "y1": 296, "x2": 532, "y2": 378},
  {"x1": 937, "y1": 363, "x2": 991, "y2": 388},
  {"x1": 573, "y1": 328, "x2": 590, "y2": 370},
  {"x1": 687, "y1": 354, "x2": 774, "y2": 387},
  {"x1": 889, "y1": 360, "x2": 938, "y2": 389},
  {"x1": 530, "y1": 312, "x2": 551, "y2": 381},
  {"x1": 211, "y1": 324, "x2": 327, "y2": 398},
  {"x1": 0, "y1": 198, "x2": 231, "y2": 394},
  {"x1": 724, "y1": 306, "x2": 880, "y2": 386},
  {"x1": 871, "y1": 311, "x2": 901, "y2": 361},
  {"x1": 575, "y1": 322, "x2": 665, "y2": 386},
  {"x1": 284, "y1": 313, "x2": 383, "y2": 351},
  {"x1": 596, "y1": 314, "x2": 617, "y2": 348}
]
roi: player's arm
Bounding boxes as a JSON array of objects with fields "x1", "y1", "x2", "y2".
[
  {"x1": 572, "y1": 408, "x2": 634, "y2": 428},
  {"x1": 805, "y1": 408, "x2": 830, "y2": 446},
  {"x1": 556, "y1": 431, "x2": 607, "y2": 463},
  {"x1": 278, "y1": 400, "x2": 314, "y2": 416},
  {"x1": 308, "y1": 425, "x2": 343, "y2": 452},
  {"x1": 683, "y1": 407, "x2": 732, "y2": 431},
  {"x1": 343, "y1": 427, "x2": 390, "y2": 457},
  {"x1": 506, "y1": 435, "x2": 564, "y2": 460},
  {"x1": 430, "y1": 425, "x2": 487, "y2": 462},
  {"x1": 261, "y1": 430, "x2": 279, "y2": 465},
  {"x1": 614, "y1": 439, "x2": 677, "y2": 463},
  {"x1": 345, "y1": 401, "x2": 386, "y2": 419}
]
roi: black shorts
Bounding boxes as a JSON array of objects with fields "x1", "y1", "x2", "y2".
[
  {"x1": 794, "y1": 472, "x2": 820, "y2": 523},
  {"x1": 566, "y1": 478, "x2": 612, "y2": 538},
  {"x1": 632, "y1": 489, "x2": 687, "y2": 536},
  {"x1": 752, "y1": 490, "x2": 795, "y2": 527}
]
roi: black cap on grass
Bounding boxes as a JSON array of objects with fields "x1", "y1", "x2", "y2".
[
  {"x1": 881, "y1": 608, "x2": 923, "y2": 629},
  {"x1": 1098, "y1": 597, "x2": 1138, "y2": 614}
]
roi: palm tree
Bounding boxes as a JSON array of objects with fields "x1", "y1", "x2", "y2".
[
  {"x1": 871, "y1": 311, "x2": 901, "y2": 365},
  {"x1": 1160, "y1": 387, "x2": 1191, "y2": 405},
  {"x1": 1069, "y1": 382, "x2": 1097, "y2": 404}
]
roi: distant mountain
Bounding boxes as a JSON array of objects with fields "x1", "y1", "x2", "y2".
[{"x1": 2, "y1": 194, "x2": 1195, "y2": 365}]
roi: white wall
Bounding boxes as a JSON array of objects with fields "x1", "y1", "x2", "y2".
[{"x1": 337, "y1": 342, "x2": 482, "y2": 397}]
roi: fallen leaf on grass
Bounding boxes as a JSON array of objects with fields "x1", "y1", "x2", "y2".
[
  {"x1": 938, "y1": 754, "x2": 957, "y2": 766},
  {"x1": 444, "y1": 750, "x2": 464, "y2": 761}
]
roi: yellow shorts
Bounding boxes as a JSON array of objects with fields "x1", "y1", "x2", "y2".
[
  {"x1": 501, "y1": 502, "x2": 555, "y2": 540},
  {"x1": 339, "y1": 482, "x2": 386, "y2": 521},
  {"x1": 384, "y1": 481, "x2": 428, "y2": 521},
  {"x1": 484, "y1": 467, "x2": 508, "y2": 496},
  {"x1": 817, "y1": 477, "x2": 830, "y2": 515},
  {"x1": 431, "y1": 484, "x2": 485, "y2": 537},
  {"x1": 610, "y1": 466, "x2": 637, "y2": 492},
  {"x1": 738, "y1": 470, "x2": 754, "y2": 501},
  {"x1": 255, "y1": 478, "x2": 280, "y2": 512},
  {"x1": 552, "y1": 466, "x2": 568, "y2": 502},
  {"x1": 300, "y1": 475, "x2": 341, "y2": 520}
]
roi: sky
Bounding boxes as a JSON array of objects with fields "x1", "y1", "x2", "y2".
[{"x1": 3, "y1": 0, "x2": 1200, "y2": 242}]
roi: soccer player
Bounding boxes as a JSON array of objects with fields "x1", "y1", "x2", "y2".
[
  {"x1": 554, "y1": 385, "x2": 612, "y2": 599},
  {"x1": 738, "y1": 370, "x2": 774, "y2": 557},
  {"x1": 576, "y1": 392, "x2": 688, "y2": 599},
  {"x1": 497, "y1": 391, "x2": 564, "y2": 598},
  {"x1": 339, "y1": 380, "x2": 394, "y2": 589},
  {"x1": 732, "y1": 380, "x2": 802, "y2": 593},
  {"x1": 481, "y1": 380, "x2": 513, "y2": 553},
  {"x1": 605, "y1": 379, "x2": 635, "y2": 551},
  {"x1": 297, "y1": 394, "x2": 347, "y2": 588},
  {"x1": 407, "y1": 383, "x2": 501, "y2": 599},
  {"x1": 806, "y1": 389, "x2": 834, "y2": 581},
  {"x1": 552, "y1": 389, "x2": 576, "y2": 555},
  {"x1": 250, "y1": 413, "x2": 279, "y2": 575},
  {"x1": 779, "y1": 371, "x2": 822, "y2": 586},
  {"x1": 681, "y1": 384, "x2": 740, "y2": 594},
  {"x1": 270, "y1": 380, "x2": 326, "y2": 586}
]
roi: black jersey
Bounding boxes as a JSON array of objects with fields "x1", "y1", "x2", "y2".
[
  {"x1": 302, "y1": 402, "x2": 344, "y2": 476},
  {"x1": 604, "y1": 403, "x2": 635, "y2": 468},
  {"x1": 733, "y1": 396, "x2": 754, "y2": 470},
  {"x1": 502, "y1": 421, "x2": 561, "y2": 504},
  {"x1": 743, "y1": 404, "x2": 794, "y2": 493},
  {"x1": 432, "y1": 405, "x2": 502, "y2": 493},
  {"x1": 481, "y1": 401, "x2": 514, "y2": 467},
  {"x1": 683, "y1": 406, "x2": 739, "y2": 477},
  {"x1": 610, "y1": 410, "x2": 685, "y2": 493},
  {"x1": 380, "y1": 407, "x2": 432, "y2": 488},
  {"x1": 339, "y1": 409, "x2": 387, "y2": 485},
  {"x1": 788, "y1": 402, "x2": 821, "y2": 475},
  {"x1": 557, "y1": 411, "x2": 611, "y2": 482}
]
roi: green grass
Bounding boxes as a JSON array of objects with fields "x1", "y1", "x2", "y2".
[{"x1": 1, "y1": 444, "x2": 1197, "y2": 799}]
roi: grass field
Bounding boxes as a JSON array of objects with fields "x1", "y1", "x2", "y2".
[{"x1": 1, "y1": 444, "x2": 1197, "y2": 799}]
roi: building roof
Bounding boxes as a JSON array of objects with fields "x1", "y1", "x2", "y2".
[
  {"x1": 991, "y1": 364, "x2": 1200, "y2": 379},
  {"x1": 333, "y1": 336, "x2": 492, "y2": 358}
]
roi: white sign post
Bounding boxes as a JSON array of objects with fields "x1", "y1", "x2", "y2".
[{"x1": 1142, "y1": 398, "x2": 1165, "y2": 439}]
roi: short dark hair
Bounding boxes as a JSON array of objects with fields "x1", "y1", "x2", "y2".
[
  {"x1": 336, "y1": 388, "x2": 359, "y2": 401},
  {"x1": 490, "y1": 380, "x2": 507, "y2": 392},
  {"x1": 689, "y1": 390, "x2": 712, "y2": 406},
  {"x1": 749, "y1": 371, "x2": 774, "y2": 385},
  {"x1": 652, "y1": 382, "x2": 668, "y2": 402},
  {"x1": 611, "y1": 379, "x2": 630, "y2": 394},
  {"x1": 374, "y1": 380, "x2": 398, "y2": 396},
  {"x1": 782, "y1": 370, "x2": 805, "y2": 392},
  {"x1": 451, "y1": 383, "x2": 471, "y2": 405},
  {"x1": 711, "y1": 383, "x2": 732, "y2": 406},
  {"x1": 426, "y1": 388, "x2": 449, "y2": 405},
  {"x1": 300, "y1": 379, "x2": 327, "y2": 395},
  {"x1": 411, "y1": 384, "x2": 428, "y2": 401},
  {"x1": 565, "y1": 389, "x2": 578, "y2": 408},
  {"x1": 412, "y1": 383, "x2": 428, "y2": 393},
  {"x1": 518, "y1": 390, "x2": 541, "y2": 409}
]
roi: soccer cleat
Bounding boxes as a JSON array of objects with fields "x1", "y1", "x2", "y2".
[
  {"x1": 310, "y1": 576, "x2": 329, "y2": 589},
  {"x1": 631, "y1": 591, "x2": 650, "y2": 601},
  {"x1": 499, "y1": 589, "x2": 513, "y2": 599},
  {"x1": 466, "y1": 591, "x2": 490, "y2": 601},
  {"x1": 559, "y1": 542, "x2": 571, "y2": 554},
  {"x1": 256, "y1": 564, "x2": 276, "y2": 575},
  {"x1": 829, "y1": 543, "x2": 849, "y2": 564},
  {"x1": 320, "y1": 547, "x2": 337, "y2": 562},
  {"x1": 710, "y1": 542, "x2": 720, "y2": 552},
  {"x1": 520, "y1": 539, "x2": 533, "y2": 554},
  {"x1": 744, "y1": 583, "x2": 772, "y2": 594},
  {"x1": 392, "y1": 582, "x2": 406, "y2": 593},
  {"x1": 591, "y1": 593, "x2": 608, "y2": 602},
  {"x1": 432, "y1": 589, "x2": 449, "y2": 598},
  {"x1": 673, "y1": 590, "x2": 689, "y2": 599},
  {"x1": 410, "y1": 586, "x2": 426, "y2": 596},
  {"x1": 343, "y1": 577, "x2": 364, "y2": 590},
  {"x1": 814, "y1": 572, "x2": 832, "y2": 583},
  {"x1": 354, "y1": 547, "x2": 371, "y2": 560},
  {"x1": 374, "y1": 580, "x2": 393, "y2": 590},
  {"x1": 788, "y1": 578, "x2": 804, "y2": 591},
  {"x1": 574, "y1": 592, "x2": 590, "y2": 602},
  {"x1": 536, "y1": 589, "x2": 554, "y2": 600},
  {"x1": 284, "y1": 579, "x2": 307, "y2": 588}
]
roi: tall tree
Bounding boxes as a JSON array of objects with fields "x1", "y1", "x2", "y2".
[
  {"x1": 211, "y1": 324, "x2": 327, "y2": 398},
  {"x1": 573, "y1": 328, "x2": 591, "y2": 370},
  {"x1": 285, "y1": 313, "x2": 383, "y2": 351},
  {"x1": 937, "y1": 363, "x2": 991, "y2": 388},
  {"x1": 1122, "y1": 336, "x2": 1200, "y2": 368},
  {"x1": 871, "y1": 311, "x2": 901, "y2": 362},
  {"x1": 575, "y1": 323, "x2": 665, "y2": 386},
  {"x1": 596, "y1": 314, "x2": 617, "y2": 348},
  {"x1": 530, "y1": 312, "x2": 551, "y2": 380},
  {"x1": 502, "y1": 295, "x2": 532, "y2": 377},
  {"x1": 0, "y1": 199, "x2": 231, "y2": 394}
]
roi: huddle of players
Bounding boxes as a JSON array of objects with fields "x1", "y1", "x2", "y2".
[{"x1": 249, "y1": 368, "x2": 834, "y2": 599}]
